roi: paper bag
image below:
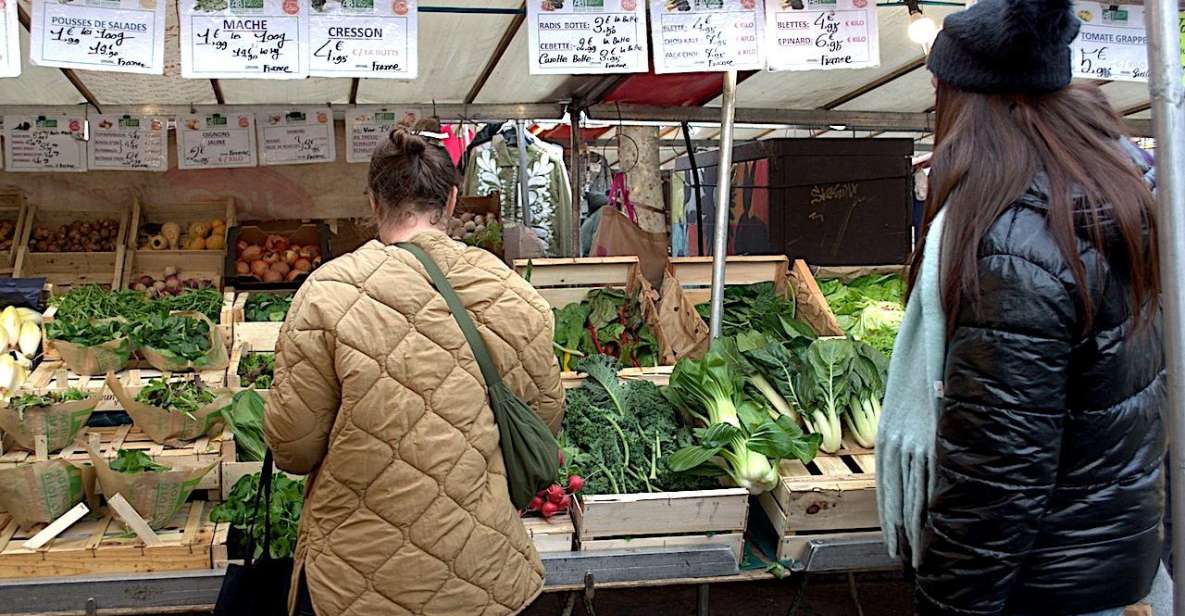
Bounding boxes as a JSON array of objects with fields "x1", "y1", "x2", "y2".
[
  {"x1": 590, "y1": 207, "x2": 668, "y2": 288},
  {"x1": 51, "y1": 336, "x2": 132, "y2": 376},
  {"x1": 87, "y1": 445, "x2": 215, "y2": 529},
  {"x1": 139, "y1": 311, "x2": 229, "y2": 373},
  {"x1": 0, "y1": 460, "x2": 97, "y2": 527},
  {"x1": 787, "y1": 260, "x2": 844, "y2": 337},
  {"x1": 654, "y1": 266, "x2": 711, "y2": 363},
  {"x1": 106, "y1": 373, "x2": 231, "y2": 447},
  {"x1": 0, "y1": 392, "x2": 101, "y2": 454}
]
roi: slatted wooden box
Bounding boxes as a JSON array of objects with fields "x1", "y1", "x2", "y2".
[
  {"x1": 24, "y1": 362, "x2": 230, "y2": 411},
  {"x1": 13, "y1": 203, "x2": 130, "y2": 291},
  {"x1": 124, "y1": 197, "x2": 236, "y2": 291},
  {"x1": 757, "y1": 444, "x2": 878, "y2": 563},
  {"x1": 521, "y1": 514, "x2": 575, "y2": 553},
  {"x1": 0, "y1": 502, "x2": 221, "y2": 578},
  {"x1": 0, "y1": 189, "x2": 29, "y2": 272},
  {"x1": 514, "y1": 256, "x2": 641, "y2": 310},
  {"x1": 226, "y1": 290, "x2": 292, "y2": 352}
]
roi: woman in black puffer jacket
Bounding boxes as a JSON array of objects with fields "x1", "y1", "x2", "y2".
[{"x1": 910, "y1": 0, "x2": 1165, "y2": 614}]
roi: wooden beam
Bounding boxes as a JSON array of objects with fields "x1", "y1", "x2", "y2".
[
  {"x1": 1123, "y1": 101, "x2": 1151, "y2": 116},
  {"x1": 210, "y1": 80, "x2": 226, "y2": 105},
  {"x1": 820, "y1": 56, "x2": 926, "y2": 110},
  {"x1": 16, "y1": 3, "x2": 103, "y2": 113},
  {"x1": 348, "y1": 78, "x2": 360, "y2": 105},
  {"x1": 464, "y1": 1, "x2": 526, "y2": 104}
]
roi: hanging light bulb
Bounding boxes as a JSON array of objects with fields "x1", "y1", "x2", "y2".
[{"x1": 906, "y1": 0, "x2": 939, "y2": 51}]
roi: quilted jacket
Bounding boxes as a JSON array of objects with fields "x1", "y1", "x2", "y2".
[
  {"x1": 916, "y1": 158, "x2": 1165, "y2": 615},
  {"x1": 264, "y1": 231, "x2": 564, "y2": 616}
]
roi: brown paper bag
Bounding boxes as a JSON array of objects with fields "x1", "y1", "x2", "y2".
[
  {"x1": 139, "y1": 311, "x2": 229, "y2": 373},
  {"x1": 787, "y1": 260, "x2": 844, "y2": 337},
  {"x1": 51, "y1": 336, "x2": 132, "y2": 376},
  {"x1": 87, "y1": 445, "x2": 215, "y2": 529},
  {"x1": 0, "y1": 392, "x2": 101, "y2": 454},
  {"x1": 0, "y1": 460, "x2": 97, "y2": 527},
  {"x1": 106, "y1": 373, "x2": 231, "y2": 447},
  {"x1": 590, "y1": 208, "x2": 668, "y2": 288},
  {"x1": 654, "y1": 265, "x2": 711, "y2": 363}
]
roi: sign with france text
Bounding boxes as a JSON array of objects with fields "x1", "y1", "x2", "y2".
[
  {"x1": 177, "y1": 112, "x2": 258, "y2": 169},
  {"x1": 310, "y1": 0, "x2": 416, "y2": 78},
  {"x1": 1072, "y1": 2, "x2": 1147, "y2": 82},
  {"x1": 3, "y1": 115, "x2": 88, "y2": 172},
  {"x1": 528, "y1": 0, "x2": 649, "y2": 75},
  {"x1": 30, "y1": 0, "x2": 166, "y2": 74},
  {"x1": 257, "y1": 108, "x2": 336, "y2": 165},
  {"x1": 764, "y1": 0, "x2": 878, "y2": 71},
  {"x1": 87, "y1": 115, "x2": 168, "y2": 171},
  {"x1": 180, "y1": 0, "x2": 309, "y2": 79},
  {"x1": 345, "y1": 108, "x2": 412, "y2": 163},
  {"x1": 649, "y1": 0, "x2": 764, "y2": 74},
  {"x1": 0, "y1": 0, "x2": 19, "y2": 78}
]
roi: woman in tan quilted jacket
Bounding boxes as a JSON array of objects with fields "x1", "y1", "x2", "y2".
[{"x1": 264, "y1": 123, "x2": 565, "y2": 616}]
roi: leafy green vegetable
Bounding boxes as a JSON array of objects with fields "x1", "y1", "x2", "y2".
[
  {"x1": 47, "y1": 286, "x2": 224, "y2": 349},
  {"x1": 552, "y1": 288, "x2": 658, "y2": 370},
  {"x1": 109, "y1": 449, "x2": 170, "y2": 473},
  {"x1": 696, "y1": 282, "x2": 817, "y2": 344},
  {"x1": 237, "y1": 353, "x2": 275, "y2": 389},
  {"x1": 220, "y1": 390, "x2": 267, "y2": 462},
  {"x1": 129, "y1": 313, "x2": 214, "y2": 363},
  {"x1": 135, "y1": 377, "x2": 216, "y2": 419},
  {"x1": 465, "y1": 220, "x2": 504, "y2": 253},
  {"x1": 156, "y1": 289, "x2": 224, "y2": 323},
  {"x1": 244, "y1": 294, "x2": 292, "y2": 323},
  {"x1": 820, "y1": 275, "x2": 905, "y2": 357},
  {"x1": 211, "y1": 471, "x2": 305, "y2": 560},
  {"x1": 45, "y1": 317, "x2": 127, "y2": 347},
  {"x1": 9, "y1": 389, "x2": 87, "y2": 420}
]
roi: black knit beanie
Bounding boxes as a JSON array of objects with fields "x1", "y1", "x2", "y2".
[{"x1": 927, "y1": 0, "x2": 1082, "y2": 94}]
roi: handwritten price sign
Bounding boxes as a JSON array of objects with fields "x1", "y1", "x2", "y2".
[
  {"x1": 181, "y1": 0, "x2": 308, "y2": 79},
  {"x1": 345, "y1": 109, "x2": 411, "y2": 163},
  {"x1": 1071, "y1": 2, "x2": 1148, "y2": 82},
  {"x1": 30, "y1": 0, "x2": 165, "y2": 74},
  {"x1": 0, "y1": 0, "x2": 18, "y2": 78},
  {"x1": 650, "y1": 0, "x2": 765, "y2": 74},
  {"x1": 310, "y1": 0, "x2": 417, "y2": 78},
  {"x1": 88, "y1": 115, "x2": 168, "y2": 171},
  {"x1": 177, "y1": 113, "x2": 258, "y2": 169},
  {"x1": 528, "y1": 0, "x2": 649, "y2": 75},
  {"x1": 764, "y1": 0, "x2": 879, "y2": 71},
  {"x1": 257, "y1": 108, "x2": 336, "y2": 165},
  {"x1": 3, "y1": 115, "x2": 88, "y2": 172}
]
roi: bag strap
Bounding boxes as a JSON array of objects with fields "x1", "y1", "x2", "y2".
[
  {"x1": 396, "y1": 243, "x2": 505, "y2": 390},
  {"x1": 243, "y1": 449, "x2": 275, "y2": 567}
]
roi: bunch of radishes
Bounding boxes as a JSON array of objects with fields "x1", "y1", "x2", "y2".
[
  {"x1": 524, "y1": 475, "x2": 584, "y2": 519},
  {"x1": 233, "y1": 235, "x2": 322, "y2": 283}
]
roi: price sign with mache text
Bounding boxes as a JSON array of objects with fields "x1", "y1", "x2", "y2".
[
  {"x1": 1072, "y1": 1, "x2": 1148, "y2": 82},
  {"x1": 0, "y1": 0, "x2": 19, "y2": 78},
  {"x1": 528, "y1": 0, "x2": 649, "y2": 75},
  {"x1": 30, "y1": 0, "x2": 166, "y2": 74},
  {"x1": 3, "y1": 115, "x2": 88, "y2": 172},
  {"x1": 87, "y1": 115, "x2": 168, "y2": 171},
  {"x1": 764, "y1": 0, "x2": 878, "y2": 71},
  {"x1": 257, "y1": 108, "x2": 336, "y2": 165},
  {"x1": 649, "y1": 0, "x2": 765, "y2": 74},
  {"x1": 345, "y1": 108, "x2": 414, "y2": 163},
  {"x1": 177, "y1": 112, "x2": 258, "y2": 169},
  {"x1": 309, "y1": 0, "x2": 417, "y2": 78},
  {"x1": 180, "y1": 0, "x2": 309, "y2": 79}
]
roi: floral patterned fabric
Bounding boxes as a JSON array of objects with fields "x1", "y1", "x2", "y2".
[{"x1": 463, "y1": 135, "x2": 572, "y2": 256}]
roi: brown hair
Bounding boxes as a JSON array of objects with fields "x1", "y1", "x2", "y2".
[
  {"x1": 909, "y1": 81, "x2": 1158, "y2": 331},
  {"x1": 367, "y1": 117, "x2": 460, "y2": 227}
]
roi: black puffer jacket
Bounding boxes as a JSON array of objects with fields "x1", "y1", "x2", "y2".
[{"x1": 917, "y1": 157, "x2": 1165, "y2": 615}]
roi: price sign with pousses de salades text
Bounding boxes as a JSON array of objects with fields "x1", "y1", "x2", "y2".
[
  {"x1": 0, "y1": 0, "x2": 20, "y2": 78},
  {"x1": 257, "y1": 108, "x2": 336, "y2": 165},
  {"x1": 1071, "y1": 1, "x2": 1148, "y2": 82},
  {"x1": 528, "y1": 0, "x2": 649, "y2": 75},
  {"x1": 180, "y1": 0, "x2": 309, "y2": 79},
  {"x1": 764, "y1": 0, "x2": 879, "y2": 71},
  {"x1": 309, "y1": 0, "x2": 417, "y2": 78},
  {"x1": 30, "y1": 0, "x2": 166, "y2": 74},
  {"x1": 649, "y1": 0, "x2": 765, "y2": 74}
]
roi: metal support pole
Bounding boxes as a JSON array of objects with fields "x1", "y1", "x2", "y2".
[
  {"x1": 569, "y1": 105, "x2": 584, "y2": 257},
  {"x1": 708, "y1": 71, "x2": 739, "y2": 340},
  {"x1": 516, "y1": 119, "x2": 533, "y2": 229},
  {"x1": 1145, "y1": 0, "x2": 1185, "y2": 612}
]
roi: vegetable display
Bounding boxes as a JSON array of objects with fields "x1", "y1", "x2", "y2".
[
  {"x1": 109, "y1": 449, "x2": 171, "y2": 473},
  {"x1": 8, "y1": 389, "x2": 86, "y2": 420},
  {"x1": 553, "y1": 288, "x2": 658, "y2": 371},
  {"x1": 243, "y1": 294, "x2": 292, "y2": 322},
  {"x1": 0, "y1": 220, "x2": 15, "y2": 253},
  {"x1": 695, "y1": 282, "x2": 811, "y2": 342},
  {"x1": 211, "y1": 471, "x2": 305, "y2": 560},
  {"x1": 522, "y1": 475, "x2": 583, "y2": 520},
  {"x1": 820, "y1": 275, "x2": 905, "y2": 357},
  {"x1": 51, "y1": 285, "x2": 223, "y2": 323},
  {"x1": 138, "y1": 218, "x2": 226, "y2": 251},
  {"x1": 134, "y1": 378, "x2": 217, "y2": 419},
  {"x1": 29, "y1": 219, "x2": 120, "y2": 252},
  {"x1": 0, "y1": 306, "x2": 42, "y2": 398},
  {"x1": 219, "y1": 389, "x2": 267, "y2": 462},
  {"x1": 447, "y1": 212, "x2": 503, "y2": 254},
  {"x1": 129, "y1": 267, "x2": 218, "y2": 298},
  {"x1": 237, "y1": 353, "x2": 274, "y2": 389},
  {"x1": 128, "y1": 313, "x2": 216, "y2": 364},
  {"x1": 233, "y1": 234, "x2": 321, "y2": 284},
  {"x1": 560, "y1": 355, "x2": 715, "y2": 496}
]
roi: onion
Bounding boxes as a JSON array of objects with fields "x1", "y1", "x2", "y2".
[
  {"x1": 263, "y1": 252, "x2": 280, "y2": 265},
  {"x1": 285, "y1": 269, "x2": 301, "y2": 282},
  {"x1": 236, "y1": 240, "x2": 249, "y2": 252},
  {"x1": 241, "y1": 245, "x2": 262, "y2": 261},
  {"x1": 265, "y1": 235, "x2": 290, "y2": 252},
  {"x1": 271, "y1": 261, "x2": 291, "y2": 276},
  {"x1": 250, "y1": 260, "x2": 270, "y2": 278},
  {"x1": 235, "y1": 260, "x2": 250, "y2": 275},
  {"x1": 284, "y1": 249, "x2": 299, "y2": 265},
  {"x1": 262, "y1": 270, "x2": 283, "y2": 283},
  {"x1": 293, "y1": 257, "x2": 312, "y2": 272},
  {"x1": 299, "y1": 245, "x2": 320, "y2": 258}
]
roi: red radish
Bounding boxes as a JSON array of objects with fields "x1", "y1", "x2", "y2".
[
  {"x1": 546, "y1": 485, "x2": 565, "y2": 505},
  {"x1": 567, "y1": 475, "x2": 584, "y2": 493},
  {"x1": 528, "y1": 496, "x2": 544, "y2": 511},
  {"x1": 558, "y1": 495, "x2": 571, "y2": 510},
  {"x1": 540, "y1": 501, "x2": 559, "y2": 519}
]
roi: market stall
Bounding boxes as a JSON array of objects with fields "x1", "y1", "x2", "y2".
[{"x1": 0, "y1": 0, "x2": 1177, "y2": 614}]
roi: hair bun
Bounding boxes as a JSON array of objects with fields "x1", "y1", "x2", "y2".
[{"x1": 388, "y1": 128, "x2": 427, "y2": 156}]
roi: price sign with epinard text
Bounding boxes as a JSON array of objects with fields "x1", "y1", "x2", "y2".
[{"x1": 764, "y1": 0, "x2": 878, "y2": 71}]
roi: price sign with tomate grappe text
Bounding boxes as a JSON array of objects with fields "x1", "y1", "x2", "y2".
[
  {"x1": 0, "y1": 0, "x2": 20, "y2": 78},
  {"x1": 309, "y1": 0, "x2": 417, "y2": 78},
  {"x1": 180, "y1": 0, "x2": 309, "y2": 79},
  {"x1": 1072, "y1": 1, "x2": 1148, "y2": 82},
  {"x1": 257, "y1": 108, "x2": 336, "y2": 165},
  {"x1": 649, "y1": 0, "x2": 765, "y2": 74},
  {"x1": 764, "y1": 0, "x2": 879, "y2": 71},
  {"x1": 177, "y1": 112, "x2": 258, "y2": 169},
  {"x1": 88, "y1": 115, "x2": 168, "y2": 171},
  {"x1": 528, "y1": 0, "x2": 649, "y2": 74},
  {"x1": 30, "y1": 0, "x2": 167, "y2": 74},
  {"x1": 3, "y1": 115, "x2": 88, "y2": 172}
]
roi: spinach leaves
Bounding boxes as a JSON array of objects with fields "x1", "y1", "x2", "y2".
[{"x1": 210, "y1": 471, "x2": 305, "y2": 560}]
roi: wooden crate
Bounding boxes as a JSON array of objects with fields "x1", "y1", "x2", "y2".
[
  {"x1": 0, "y1": 424, "x2": 234, "y2": 495},
  {"x1": 561, "y1": 365, "x2": 672, "y2": 390},
  {"x1": 513, "y1": 257, "x2": 640, "y2": 309},
  {"x1": 24, "y1": 362, "x2": 230, "y2": 411},
  {"x1": 757, "y1": 447, "x2": 878, "y2": 562},
  {"x1": 227, "y1": 290, "x2": 292, "y2": 352},
  {"x1": 521, "y1": 514, "x2": 575, "y2": 553},
  {"x1": 0, "y1": 501, "x2": 221, "y2": 578},
  {"x1": 0, "y1": 189, "x2": 29, "y2": 271},
  {"x1": 226, "y1": 341, "x2": 273, "y2": 390},
  {"x1": 13, "y1": 203, "x2": 130, "y2": 291},
  {"x1": 124, "y1": 197, "x2": 236, "y2": 291},
  {"x1": 571, "y1": 489, "x2": 749, "y2": 562}
]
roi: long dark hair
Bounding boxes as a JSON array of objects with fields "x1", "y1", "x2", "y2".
[{"x1": 909, "y1": 80, "x2": 1159, "y2": 330}]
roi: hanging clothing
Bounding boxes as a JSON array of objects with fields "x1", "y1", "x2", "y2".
[{"x1": 463, "y1": 134, "x2": 572, "y2": 256}]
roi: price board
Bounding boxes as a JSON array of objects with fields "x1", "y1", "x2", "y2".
[
  {"x1": 257, "y1": 108, "x2": 336, "y2": 165},
  {"x1": 764, "y1": 0, "x2": 878, "y2": 71},
  {"x1": 180, "y1": 0, "x2": 309, "y2": 79},
  {"x1": 177, "y1": 112, "x2": 258, "y2": 169},
  {"x1": 1072, "y1": 1, "x2": 1148, "y2": 82},
  {"x1": 649, "y1": 0, "x2": 765, "y2": 74},
  {"x1": 528, "y1": 0, "x2": 649, "y2": 75},
  {"x1": 345, "y1": 108, "x2": 413, "y2": 163},
  {"x1": 30, "y1": 0, "x2": 166, "y2": 74},
  {"x1": 309, "y1": 0, "x2": 416, "y2": 78},
  {"x1": 0, "y1": 0, "x2": 19, "y2": 78},
  {"x1": 3, "y1": 115, "x2": 88, "y2": 172},
  {"x1": 87, "y1": 115, "x2": 168, "y2": 171}
]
